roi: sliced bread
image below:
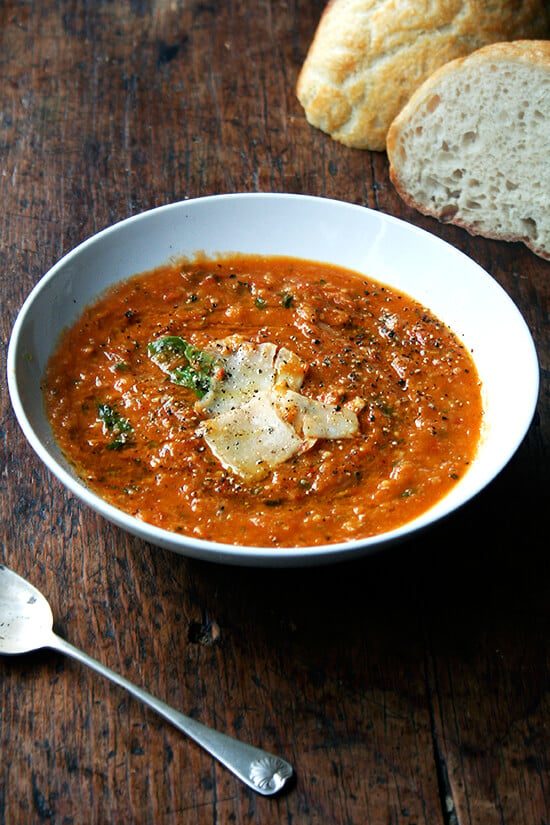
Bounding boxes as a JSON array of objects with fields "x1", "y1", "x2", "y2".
[
  {"x1": 296, "y1": 0, "x2": 550, "y2": 152},
  {"x1": 387, "y1": 40, "x2": 550, "y2": 261}
]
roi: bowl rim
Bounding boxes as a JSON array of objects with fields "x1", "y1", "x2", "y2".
[{"x1": 6, "y1": 192, "x2": 540, "y2": 566}]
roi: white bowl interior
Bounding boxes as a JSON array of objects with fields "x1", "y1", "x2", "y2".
[{"x1": 7, "y1": 194, "x2": 539, "y2": 566}]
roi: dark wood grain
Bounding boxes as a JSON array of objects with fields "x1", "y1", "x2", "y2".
[{"x1": 1, "y1": 2, "x2": 549, "y2": 823}]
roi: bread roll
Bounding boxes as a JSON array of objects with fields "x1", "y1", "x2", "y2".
[
  {"x1": 296, "y1": 0, "x2": 550, "y2": 151},
  {"x1": 387, "y1": 40, "x2": 550, "y2": 261}
]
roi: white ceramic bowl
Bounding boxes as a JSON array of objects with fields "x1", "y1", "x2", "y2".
[{"x1": 7, "y1": 194, "x2": 539, "y2": 566}]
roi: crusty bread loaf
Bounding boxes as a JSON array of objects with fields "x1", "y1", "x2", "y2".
[
  {"x1": 387, "y1": 40, "x2": 550, "y2": 261},
  {"x1": 296, "y1": 0, "x2": 550, "y2": 152}
]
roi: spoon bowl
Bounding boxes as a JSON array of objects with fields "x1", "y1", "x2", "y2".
[
  {"x1": 0, "y1": 564, "x2": 293, "y2": 795},
  {"x1": 0, "y1": 565, "x2": 54, "y2": 654}
]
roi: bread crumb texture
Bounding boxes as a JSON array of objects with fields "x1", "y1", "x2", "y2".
[
  {"x1": 387, "y1": 40, "x2": 550, "y2": 260},
  {"x1": 296, "y1": 0, "x2": 550, "y2": 151}
]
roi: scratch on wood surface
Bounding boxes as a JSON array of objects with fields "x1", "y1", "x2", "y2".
[
  {"x1": 424, "y1": 644, "x2": 461, "y2": 825},
  {"x1": 431, "y1": 721, "x2": 460, "y2": 825}
]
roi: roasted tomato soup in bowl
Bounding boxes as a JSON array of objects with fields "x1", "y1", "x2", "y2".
[{"x1": 8, "y1": 195, "x2": 539, "y2": 566}]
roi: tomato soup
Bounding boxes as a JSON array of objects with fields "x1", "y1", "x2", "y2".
[{"x1": 43, "y1": 254, "x2": 482, "y2": 547}]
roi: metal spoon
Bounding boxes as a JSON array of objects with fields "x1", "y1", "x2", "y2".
[{"x1": 0, "y1": 564, "x2": 293, "y2": 795}]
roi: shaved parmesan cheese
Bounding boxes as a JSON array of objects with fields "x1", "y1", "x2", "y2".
[
  {"x1": 273, "y1": 347, "x2": 306, "y2": 392},
  {"x1": 196, "y1": 339, "x2": 306, "y2": 416},
  {"x1": 202, "y1": 394, "x2": 306, "y2": 479},
  {"x1": 196, "y1": 339, "x2": 361, "y2": 479},
  {"x1": 272, "y1": 389, "x2": 359, "y2": 439}
]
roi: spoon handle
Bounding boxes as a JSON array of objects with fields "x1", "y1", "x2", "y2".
[{"x1": 49, "y1": 632, "x2": 292, "y2": 795}]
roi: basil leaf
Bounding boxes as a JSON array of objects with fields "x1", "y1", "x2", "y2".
[
  {"x1": 148, "y1": 336, "x2": 216, "y2": 398},
  {"x1": 97, "y1": 403, "x2": 133, "y2": 449}
]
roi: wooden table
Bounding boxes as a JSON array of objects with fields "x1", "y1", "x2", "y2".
[{"x1": 1, "y1": 3, "x2": 548, "y2": 823}]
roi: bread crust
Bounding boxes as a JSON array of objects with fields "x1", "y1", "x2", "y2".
[
  {"x1": 296, "y1": 0, "x2": 550, "y2": 151},
  {"x1": 387, "y1": 40, "x2": 550, "y2": 260}
]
